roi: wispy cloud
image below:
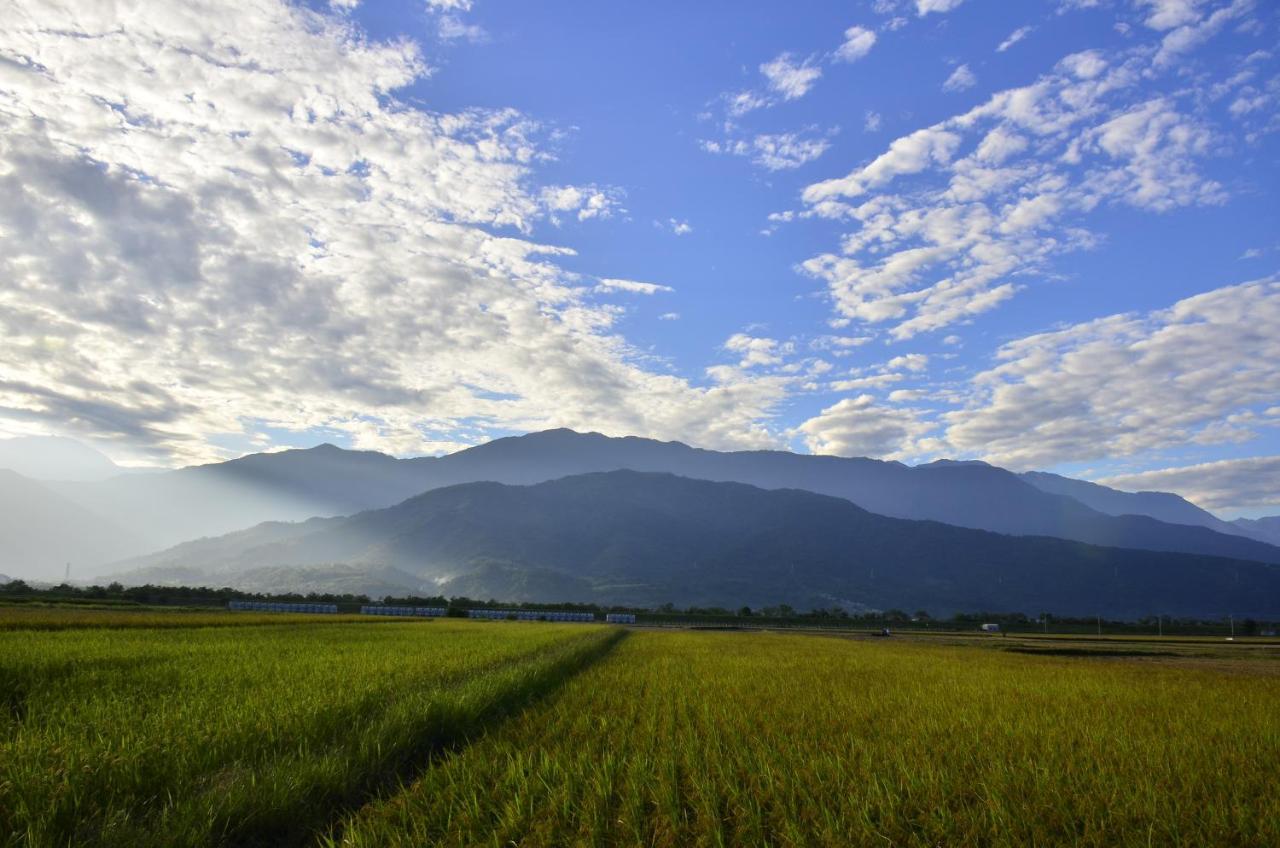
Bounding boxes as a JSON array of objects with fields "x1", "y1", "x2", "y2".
[
  {"x1": 943, "y1": 63, "x2": 977, "y2": 92},
  {"x1": 834, "y1": 26, "x2": 878, "y2": 63},
  {"x1": 997, "y1": 26, "x2": 1033, "y2": 52}
]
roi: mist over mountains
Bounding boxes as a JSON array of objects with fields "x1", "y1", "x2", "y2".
[
  {"x1": 26, "y1": 430, "x2": 1280, "y2": 559},
  {"x1": 110, "y1": 471, "x2": 1280, "y2": 619},
  {"x1": 2, "y1": 429, "x2": 1279, "y2": 618}
]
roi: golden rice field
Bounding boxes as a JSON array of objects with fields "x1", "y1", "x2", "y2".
[{"x1": 3, "y1": 610, "x2": 1278, "y2": 847}]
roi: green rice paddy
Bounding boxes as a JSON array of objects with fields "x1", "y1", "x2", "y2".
[{"x1": 2, "y1": 609, "x2": 1276, "y2": 846}]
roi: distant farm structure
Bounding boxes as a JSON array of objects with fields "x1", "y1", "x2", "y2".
[{"x1": 228, "y1": 600, "x2": 338, "y2": 614}]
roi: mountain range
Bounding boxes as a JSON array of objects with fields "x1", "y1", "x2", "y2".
[
  {"x1": 1, "y1": 429, "x2": 1277, "y2": 617},
  {"x1": 28, "y1": 429, "x2": 1280, "y2": 563},
  {"x1": 109, "y1": 471, "x2": 1280, "y2": 619}
]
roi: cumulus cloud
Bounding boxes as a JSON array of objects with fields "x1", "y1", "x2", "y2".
[
  {"x1": 1097, "y1": 456, "x2": 1280, "y2": 513},
  {"x1": 943, "y1": 278, "x2": 1280, "y2": 469},
  {"x1": 796, "y1": 394, "x2": 935, "y2": 459},
  {"x1": 835, "y1": 26, "x2": 877, "y2": 63},
  {"x1": 541, "y1": 184, "x2": 625, "y2": 222},
  {"x1": 0, "y1": 0, "x2": 788, "y2": 464}
]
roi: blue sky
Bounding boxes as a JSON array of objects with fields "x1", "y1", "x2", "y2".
[{"x1": 1, "y1": 0, "x2": 1278, "y2": 515}]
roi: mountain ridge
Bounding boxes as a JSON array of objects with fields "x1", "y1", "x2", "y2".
[
  {"x1": 30, "y1": 429, "x2": 1280, "y2": 574},
  {"x1": 106, "y1": 470, "x2": 1280, "y2": 619}
]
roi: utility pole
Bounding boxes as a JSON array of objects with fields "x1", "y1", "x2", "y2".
[
  {"x1": 1096, "y1": 614, "x2": 1101, "y2": 637},
  {"x1": 1230, "y1": 614, "x2": 1235, "y2": 638},
  {"x1": 1157, "y1": 615, "x2": 1162, "y2": 637}
]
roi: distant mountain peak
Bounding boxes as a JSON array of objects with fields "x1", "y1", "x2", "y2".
[{"x1": 0, "y1": 435, "x2": 123, "y2": 482}]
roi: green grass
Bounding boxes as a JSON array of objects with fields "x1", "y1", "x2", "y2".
[
  {"x1": 334, "y1": 630, "x2": 1280, "y2": 847},
  {"x1": 0, "y1": 618, "x2": 619, "y2": 847}
]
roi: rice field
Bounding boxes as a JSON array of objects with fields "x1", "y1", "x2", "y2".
[
  {"x1": 3, "y1": 612, "x2": 1278, "y2": 847},
  {"x1": 334, "y1": 630, "x2": 1280, "y2": 848},
  {"x1": 0, "y1": 617, "x2": 617, "y2": 847}
]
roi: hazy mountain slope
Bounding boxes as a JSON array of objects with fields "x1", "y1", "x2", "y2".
[
  {"x1": 0, "y1": 470, "x2": 142, "y2": 579},
  {"x1": 59, "y1": 430, "x2": 1280, "y2": 565},
  {"x1": 51, "y1": 445, "x2": 425, "y2": 553},
  {"x1": 0, "y1": 436, "x2": 123, "y2": 482},
  {"x1": 1233, "y1": 516, "x2": 1280, "y2": 547},
  {"x1": 107, "y1": 471, "x2": 1280, "y2": 619},
  {"x1": 1020, "y1": 471, "x2": 1243, "y2": 534}
]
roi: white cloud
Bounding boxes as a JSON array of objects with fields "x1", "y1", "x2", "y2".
[
  {"x1": 796, "y1": 43, "x2": 1229, "y2": 339},
  {"x1": 703, "y1": 131, "x2": 833, "y2": 171},
  {"x1": 943, "y1": 277, "x2": 1280, "y2": 469},
  {"x1": 658, "y1": 217, "x2": 693, "y2": 235},
  {"x1": 916, "y1": 0, "x2": 967, "y2": 15},
  {"x1": 0, "y1": 0, "x2": 788, "y2": 464},
  {"x1": 1136, "y1": 0, "x2": 1207, "y2": 31},
  {"x1": 437, "y1": 15, "x2": 487, "y2": 43},
  {"x1": 760, "y1": 53, "x2": 823, "y2": 100},
  {"x1": 797, "y1": 394, "x2": 935, "y2": 459},
  {"x1": 829, "y1": 374, "x2": 903, "y2": 391},
  {"x1": 749, "y1": 132, "x2": 832, "y2": 170},
  {"x1": 540, "y1": 185, "x2": 625, "y2": 222},
  {"x1": 886, "y1": 353, "x2": 929, "y2": 372},
  {"x1": 595, "y1": 278, "x2": 674, "y2": 296},
  {"x1": 1058, "y1": 49, "x2": 1108, "y2": 79},
  {"x1": 724, "y1": 334, "x2": 786, "y2": 368},
  {"x1": 1097, "y1": 456, "x2": 1280, "y2": 512},
  {"x1": 803, "y1": 126, "x2": 962, "y2": 202},
  {"x1": 835, "y1": 26, "x2": 877, "y2": 63},
  {"x1": 864, "y1": 111, "x2": 883, "y2": 132},
  {"x1": 943, "y1": 64, "x2": 978, "y2": 92},
  {"x1": 997, "y1": 26, "x2": 1033, "y2": 52},
  {"x1": 723, "y1": 90, "x2": 765, "y2": 117},
  {"x1": 658, "y1": 312, "x2": 681, "y2": 321},
  {"x1": 1152, "y1": 0, "x2": 1255, "y2": 69}
]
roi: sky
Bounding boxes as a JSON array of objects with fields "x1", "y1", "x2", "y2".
[{"x1": 0, "y1": 0, "x2": 1278, "y2": 517}]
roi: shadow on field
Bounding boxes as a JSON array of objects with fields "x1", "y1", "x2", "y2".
[{"x1": 257, "y1": 628, "x2": 630, "y2": 848}]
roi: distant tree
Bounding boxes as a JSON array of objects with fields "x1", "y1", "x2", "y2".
[{"x1": 738, "y1": 606, "x2": 753, "y2": 617}]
